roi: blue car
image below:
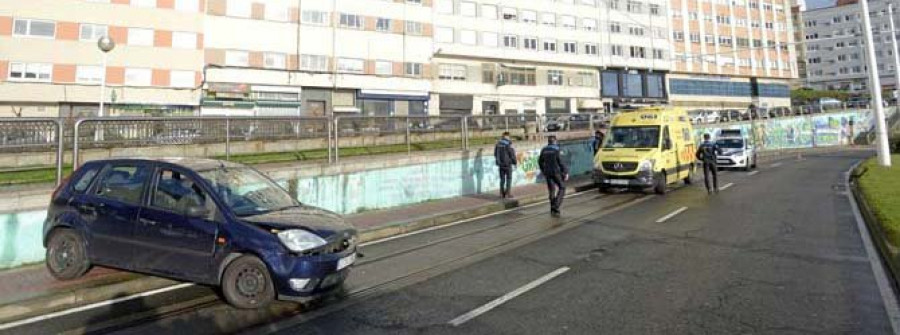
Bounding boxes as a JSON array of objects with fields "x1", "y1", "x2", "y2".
[{"x1": 43, "y1": 158, "x2": 358, "y2": 309}]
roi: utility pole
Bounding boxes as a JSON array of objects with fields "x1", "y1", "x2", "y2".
[
  {"x1": 890, "y1": 4, "x2": 900, "y2": 103},
  {"x1": 860, "y1": 0, "x2": 892, "y2": 166}
]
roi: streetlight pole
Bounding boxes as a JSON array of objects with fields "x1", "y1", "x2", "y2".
[
  {"x1": 859, "y1": 0, "x2": 892, "y2": 166},
  {"x1": 96, "y1": 36, "x2": 115, "y2": 141},
  {"x1": 890, "y1": 4, "x2": 900, "y2": 104}
]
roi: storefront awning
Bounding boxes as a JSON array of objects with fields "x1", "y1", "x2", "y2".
[
  {"x1": 358, "y1": 89, "x2": 429, "y2": 101},
  {"x1": 578, "y1": 99, "x2": 604, "y2": 109},
  {"x1": 333, "y1": 106, "x2": 361, "y2": 113}
]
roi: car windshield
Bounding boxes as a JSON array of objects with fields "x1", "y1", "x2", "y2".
[
  {"x1": 604, "y1": 126, "x2": 660, "y2": 149},
  {"x1": 717, "y1": 138, "x2": 744, "y2": 149},
  {"x1": 198, "y1": 167, "x2": 298, "y2": 217}
]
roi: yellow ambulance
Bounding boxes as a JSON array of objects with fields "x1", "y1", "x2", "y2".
[{"x1": 593, "y1": 107, "x2": 697, "y2": 194}]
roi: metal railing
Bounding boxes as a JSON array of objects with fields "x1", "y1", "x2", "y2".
[{"x1": 0, "y1": 118, "x2": 64, "y2": 185}]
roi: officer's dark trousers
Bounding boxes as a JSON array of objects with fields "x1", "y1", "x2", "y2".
[
  {"x1": 498, "y1": 167, "x2": 512, "y2": 197},
  {"x1": 545, "y1": 174, "x2": 566, "y2": 212},
  {"x1": 702, "y1": 161, "x2": 718, "y2": 192}
]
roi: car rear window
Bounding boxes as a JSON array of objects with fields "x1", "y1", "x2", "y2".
[{"x1": 72, "y1": 167, "x2": 100, "y2": 193}]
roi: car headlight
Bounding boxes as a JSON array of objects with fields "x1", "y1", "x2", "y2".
[
  {"x1": 277, "y1": 229, "x2": 328, "y2": 253},
  {"x1": 638, "y1": 159, "x2": 655, "y2": 172}
]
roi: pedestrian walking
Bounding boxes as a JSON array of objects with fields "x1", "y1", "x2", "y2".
[
  {"x1": 539, "y1": 136, "x2": 569, "y2": 217},
  {"x1": 695, "y1": 133, "x2": 722, "y2": 194},
  {"x1": 589, "y1": 130, "x2": 605, "y2": 155},
  {"x1": 494, "y1": 132, "x2": 517, "y2": 199}
]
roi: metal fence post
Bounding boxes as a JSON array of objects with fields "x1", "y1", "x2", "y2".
[
  {"x1": 334, "y1": 116, "x2": 340, "y2": 163},
  {"x1": 55, "y1": 119, "x2": 64, "y2": 185},
  {"x1": 73, "y1": 119, "x2": 84, "y2": 170},
  {"x1": 406, "y1": 116, "x2": 411, "y2": 155},
  {"x1": 225, "y1": 116, "x2": 231, "y2": 160},
  {"x1": 327, "y1": 115, "x2": 334, "y2": 163}
]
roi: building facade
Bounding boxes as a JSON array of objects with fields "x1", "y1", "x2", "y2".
[
  {"x1": 668, "y1": 0, "x2": 796, "y2": 109},
  {"x1": 803, "y1": 0, "x2": 900, "y2": 93},
  {"x1": 791, "y1": 4, "x2": 807, "y2": 88},
  {"x1": 0, "y1": 0, "x2": 798, "y2": 118}
]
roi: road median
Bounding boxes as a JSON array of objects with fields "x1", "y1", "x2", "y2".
[{"x1": 851, "y1": 154, "x2": 900, "y2": 289}]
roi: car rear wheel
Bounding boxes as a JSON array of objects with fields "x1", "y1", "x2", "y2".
[
  {"x1": 46, "y1": 229, "x2": 91, "y2": 280},
  {"x1": 683, "y1": 165, "x2": 695, "y2": 185},
  {"x1": 654, "y1": 172, "x2": 667, "y2": 195},
  {"x1": 751, "y1": 155, "x2": 758, "y2": 169},
  {"x1": 222, "y1": 255, "x2": 275, "y2": 309}
]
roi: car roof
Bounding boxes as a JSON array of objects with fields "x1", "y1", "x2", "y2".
[{"x1": 85, "y1": 157, "x2": 244, "y2": 171}]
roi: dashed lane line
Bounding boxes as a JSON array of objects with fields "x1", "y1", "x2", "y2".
[
  {"x1": 448, "y1": 267, "x2": 570, "y2": 326},
  {"x1": 655, "y1": 207, "x2": 688, "y2": 223}
]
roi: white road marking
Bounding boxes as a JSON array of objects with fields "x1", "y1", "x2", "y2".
[
  {"x1": 770, "y1": 162, "x2": 783, "y2": 168},
  {"x1": 720, "y1": 183, "x2": 735, "y2": 191},
  {"x1": 0, "y1": 283, "x2": 194, "y2": 331},
  {"x1": 448, "y1": 267, "x2": 570, "y2": 326},
  {"x1": 748, "y1": 170, "x2": 760, "y2": 176},
  {"x1": 844, "y1": 166, "x2": 900, "y2": 334},
  {"x1": 361, "y1": 189, "x2": 595, "y2": 247},
  {"x1": 655, "y1": 207, "x2": 689, "y2": 223}
]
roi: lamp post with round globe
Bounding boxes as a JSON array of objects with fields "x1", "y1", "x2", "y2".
[{"x1": 97, "y1": 36, "x2": 115, "y2": 118}]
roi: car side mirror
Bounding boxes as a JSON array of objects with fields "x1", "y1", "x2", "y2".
[{"x1": 186, "y1": 205, "x2": 210, "y2": 218}]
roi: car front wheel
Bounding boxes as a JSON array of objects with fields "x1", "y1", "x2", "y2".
[
  {"x1": 221, "y1": 255, "x2": 276, "y2": 309},
  {"x1": 46, "y1": 229, "x2": 91, "y2": 280}
]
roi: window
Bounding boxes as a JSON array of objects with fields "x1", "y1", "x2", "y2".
[
  {"x1": 340, "y1": 14, "x2": 362, "y2": 29},
  {"x1": 482, "y1": 32, "x2": 498, "y2": 47},
  {"x1": 629, "y1": 26, "x2": 644, "y2": 36},
  {"x1": 436, "y1": 0, "x2": 453, "y2": 14},
  {"x1": 265, "y1": 4, "x2": 289, "y2": 22},
  {"x1": 404, "y1": 63, "x2": 423, "y2": 77},
  {"x1": 482, "y1": 64, "x2": 495, "y2": 83},
  {"x1": 72, "y1": 167, "x2": 100, "y2": 193},
  {"x1": 172, "y1": 32, "x2": 197, "y2": 49},
  {"x1": 152, "y1": 169, "x2": 211, "y2": 216},
  {"x1": 170, "y1": 70, "x2": 195, "y2": 88},
  {"x1": 460, "y1": 2, "x2": 477, "y2": 17},
  {"x1": 498, "y1": 68, "x2": 536, "y2": 86},
  {"x1": 610, "y1": 44, "x2": 624, "y2": 56},
  {"x1": 673, "y1": 31, "x2": 684, "y2": 41},
  {"x1": 584, "y1": 43, "x2": 598, "y2": 55},
  {"x1": 582, "y1": 18, "x2": 598, "y2": 31},
  {"x1": 502, "y1": 7, "x2": 517, "y2": 21},
  {"x1": 127, "y1": 28, "x2": 154, "y2": 46},
  {"x1": 561, "y1": 16, "x2": 576, "y2": 29},
  {"x1": 609, "y1": 22, "x2": 622, "y2": 33},
  {"x1": 521, "y1": 10, "x2": 537, "y2": 24},
  {"x1": 439, "y1": 64, "x2": 467, "y2": 81},
  {"x1": 375, "y1": 61, "x2": 393, "y2": 75},
  {"x1": 337, "y1": 58, "x2": 364, "y2": 73},
  {"x1": 131, "y1": 0, "x2": 155, "y2": 7},
  {"x1": 174, "y1": 0, "x2": 199, "y2": 12},
  {"x1": 302, "y1": 11, "x2": 329, "y2": 25},
  {"x1": 376, "y1": 18, "x2": 392, "y2": 32},
  {"x1": 76, "y1": 65, "x2": 104, "y2": 84},
  {"x1": 95, "y1": 165, "x2": 150, "y2": 205},
  {"x1": 627, "y1": 1, "x2": 642, "y2": 13},
  {"x1": 225, "y1": 51, "x2": 249, "y2": 66},
  {"x1": 503, "y1": 35, "x2": 518, "y2": 48},
  {"x1": 575, "y1": 72, "x2": 595, "y2": 87},
  {"x1": 124, "y1": 68, "x2": 152, "y2": 86},
  {"x1": 264, "y1": 53, "x2": 286, "y2": 69},
  {"x1": 523, "y1": 37, "x2": 538, "y2": 50},
  {"x1": 547, "y1": 70, "x2": 564, "y2": 86},
  {"x1": 563, "y1": 42, "x2": 577, "y2": 54},
  {"x1": 301, "y1": 55, "x2": 328, "y2": 71},
  {"x1": 8, "y1": 63, "x2": 52, "y2": 82},
  {"x1": 435, "y1": 27, "x2": 454, "y2": 43},
  {"x1": 13, "y1": 19, "x2": 56, "y2": 38},
  {"x1": 482, "y1": 5, "x2": 498, "y2": 19},
  {"x1": 601, "y1": 71, "x2": 619, "y2": 96},
  {"x1": 405, "y1": 21, "x2": 423, "y2": 35},
  {"x1": 609, "y1": 0, "x2": 620, "y2": 10},
  {"x1": 630, "y1": 46, "x2": 646, "y2": 58},
  {"x1": 543, "y1": 39, "x2": 557, "y2": 52},
  {"x1": 226, "y1": 0, "x2": 251, "y2": 18},
  {"x1": 653, "y1": 49, "x2": 665, "y2": 59},
  {"x1": 460, "y1": 30, "x2": 477, "y2": 45},
  {"x1": 649, "y1": 4, "x2": 660, "y2": 15},
  {"x1": 79, "y1": 24, "x2": 107, "y2": 42}
]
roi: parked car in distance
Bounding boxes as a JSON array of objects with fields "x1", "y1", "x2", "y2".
[
  {"x1": 721, "y1": 110, "x2": 745, "y2": 123},
  {"x1": 715, "y1": 130, "x2": 757, "y2": 171},
  {"x1": 43, "y1": 158, "x2": 358, "y2": 309},
  {"x1": 702, "y1": 110, "x2": 721, "y2": 124},
  {"x1": 769, "y1": 106, "x2": 792, "y2": 118}
]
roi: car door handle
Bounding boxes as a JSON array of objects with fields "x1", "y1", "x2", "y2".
[
  {"x1": 77, "y1": 204, "x2": 100, "y2": 213},
  {"x1": 139, "y1": 218, "x2": 159, "y2": 226}
]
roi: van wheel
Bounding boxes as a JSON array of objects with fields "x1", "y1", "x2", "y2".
[
  {"x1": 683, "y1": 165, "x2": 695, "y2": 185},
  {"x1": 751, "y1": 155, "x2": 758, "y2": 169},
  {"x1": 46, "y1": 229, "x2": 91, "y2": 280},
  {"x1": 221, "y1": 255, "x2": 275, "y2": 309},
  {"x1": 654, "y1": 172, "x2": 667, "y2": 195}
]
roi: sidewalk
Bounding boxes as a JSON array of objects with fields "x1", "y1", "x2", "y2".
[{"x1": 0, "y1": 175, "x2": 594, "y2": 323}]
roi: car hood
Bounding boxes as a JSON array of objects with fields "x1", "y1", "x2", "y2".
[
  {"x1": 719, "y1": 147, "x2": 744, "y2": 155},
  {"x1": 239, "y1": 205, "x2": 353, "y2": 238}
]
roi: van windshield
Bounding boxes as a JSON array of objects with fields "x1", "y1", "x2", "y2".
[
  {"x1": 716, "y1": 138, "x2": 744, "y2": 149},
  {"x1": 198, "y1": 167, "x2": 298, "y2": 217},
  {"x1": 604, "y1": 126, "x2": 660, "y2": 149}
]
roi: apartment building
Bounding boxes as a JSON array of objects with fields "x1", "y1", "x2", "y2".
[
  {"x1": 668, "y1": 0, "x2": 796, "y2": 109},
  {"x1": 803, "y1": 0, "x2": 900, "y2": 93},
  {"x1": 791, "y1": 4, "x2": 807, "y2": 88},
  {"x1": 432, "y1": 0, "x2": 672, "y2": 115},
  {"x1": 203, "y1": 0, "x2": 434, "y2": 116},
  {"x1": 0, "y1": 0, "x2": 205, "y2": 118}
]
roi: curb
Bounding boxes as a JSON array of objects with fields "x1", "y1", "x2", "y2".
[{"x1": 850, "y1": 167, "x2": 900, "y2": 293}]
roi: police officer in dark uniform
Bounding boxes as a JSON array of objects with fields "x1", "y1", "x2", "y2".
[
  {"x1": 494, "y1": 132, "x2": 517, "y2": 199},
  {"x1": 589, "y1": 130, "x2": 605, "y2": 155},
  {"x1": 539, "y1": 136, "x2": 569, "y2": 217},
  {"x1": 696, "y1": 133, "x2": 723, "y2": 194}
]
